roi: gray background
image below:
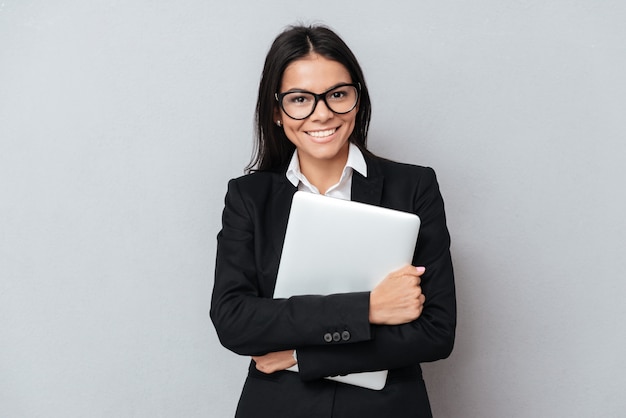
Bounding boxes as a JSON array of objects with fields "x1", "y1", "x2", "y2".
[{"x1": 1, "y1": 1, "x2": 625, "y2": 417}]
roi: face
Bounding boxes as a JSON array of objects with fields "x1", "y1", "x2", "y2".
[{"x1": 276, "y1": 54, "x2": 358, "y2": 171}]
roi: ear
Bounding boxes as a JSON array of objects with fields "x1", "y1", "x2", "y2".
[{"x1": 273, "y1": 106, "x2": 282, "y2": 125}]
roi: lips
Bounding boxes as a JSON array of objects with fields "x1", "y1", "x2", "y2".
[{"x1": 306, "y1": 128, "x2": 337, "y2": 139}]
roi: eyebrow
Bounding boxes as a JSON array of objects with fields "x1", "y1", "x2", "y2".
[{"x1": 281, "y1": 82, "x2": 353, "y2": 94}]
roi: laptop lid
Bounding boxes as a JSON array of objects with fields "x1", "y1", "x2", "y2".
[{"x1": 273, "y1": 191, "x2": 420, "y2": 298}]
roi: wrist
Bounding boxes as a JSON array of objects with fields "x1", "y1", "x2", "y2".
[{"x1": 369, "y1": 291, "x2": 379, "y2": 323}]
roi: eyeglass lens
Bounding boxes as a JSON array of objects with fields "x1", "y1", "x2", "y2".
[{"x1": 280, "y1": 85, "x2": 358, "y2": 120}]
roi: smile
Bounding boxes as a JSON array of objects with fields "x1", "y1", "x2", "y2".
[{"x1": 306, "y1": 128, "x2": 337, "y2": 138}]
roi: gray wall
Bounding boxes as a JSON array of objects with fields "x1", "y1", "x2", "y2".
[{"x1": 1, "y1": 1, "x2": 625, "y2": 417}]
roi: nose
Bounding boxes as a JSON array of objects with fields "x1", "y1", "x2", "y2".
[{"x1": 310, "y1": 97, "x2": 334, "y2": 121}]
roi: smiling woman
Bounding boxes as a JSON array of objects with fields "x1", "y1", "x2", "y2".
[{"x1": 210, "y1": 25, "x2": 456, "y2": 418}]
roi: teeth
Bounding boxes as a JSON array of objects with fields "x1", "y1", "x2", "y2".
[{"x1": 307, "y1": 128, "x2": 336, "y2": 138}]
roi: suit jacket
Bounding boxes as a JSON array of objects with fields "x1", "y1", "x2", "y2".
[{"x1": 210, "y1": 154, "x2": 456, "y2": 418}]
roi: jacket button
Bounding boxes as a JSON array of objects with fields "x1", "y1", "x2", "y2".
[
  {"x1": 341, "y1": 331, "x2": 351, "y2": 341},
  {"x1": 324, "y1": 333, "x2": 333, "y2": 343},
  {"x1": 332, "y1": 332, "x2": 341, "y2": 342}
]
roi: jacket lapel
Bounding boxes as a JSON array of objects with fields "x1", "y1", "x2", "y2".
[
  {"x1": 268, "y1": 174, "x2": 297, "y2": 274},
  {"x1": 351, "y1": 154, "x2": 383, "y2": 206}
]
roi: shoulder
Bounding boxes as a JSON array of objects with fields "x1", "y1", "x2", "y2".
[
  {"x1": 228, "y1": 166, "x2": 288, "y2": 190},
  {"x1": 363, "y1": 154, "x2": 443, "y2": 210},
  {"x1": 367, "y1": 154, "x2": 436, "y2": 182},
  {"x1": 225, "y1": 168, "x2": 295, "y2": 206}
]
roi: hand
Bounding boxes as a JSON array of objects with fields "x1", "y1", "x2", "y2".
[
  {"x1": 369, "y1": 265, "x2": 426, "y2": 325},
  {"x1": 252, "y1": 350, "x2": 297, "y2": 374}
]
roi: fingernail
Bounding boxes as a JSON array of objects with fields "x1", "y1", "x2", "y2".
[{"x1": 415, "y1": 266, "x2": 426, "y2": 274}]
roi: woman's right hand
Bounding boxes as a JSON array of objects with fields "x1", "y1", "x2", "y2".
[{"x1": 369, "y1": 265, "x2": 426, "y2": 325}]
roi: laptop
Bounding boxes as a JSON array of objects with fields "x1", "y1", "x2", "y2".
[
  {"x1": 273, "y1": 191, "x2": 421, "y2": 297},
  {"x1": 273, "y1": 191, "x2": 421, "y2": 390}
]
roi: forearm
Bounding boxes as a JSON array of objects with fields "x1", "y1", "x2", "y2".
[
  {"x1": 296, "y1": 310, "x2": 455, "y2": 380},
  {"x1": 210, "y1": 291, "x2": 372, "y2": 356}
]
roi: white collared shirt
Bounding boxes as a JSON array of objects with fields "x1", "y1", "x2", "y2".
[{"x1": 285, "y1": 143, "x2": 367, "y2": 201}]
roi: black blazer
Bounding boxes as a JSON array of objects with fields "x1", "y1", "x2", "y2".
[{"x1": 211, "y1": 154, "x2": 456, "y2": 418}]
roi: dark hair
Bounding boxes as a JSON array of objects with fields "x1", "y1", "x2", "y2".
[{"x1": 246, "y1": 25, "x2": 372, "y2": 172}]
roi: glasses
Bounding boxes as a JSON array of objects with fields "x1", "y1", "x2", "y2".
[{"x1": 275, "y1": 83, "x2": 360, "y2": 120}]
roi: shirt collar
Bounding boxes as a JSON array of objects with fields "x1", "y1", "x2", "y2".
[{"x1": 286, "y1": 142, "x2": 368, "y2": 188}]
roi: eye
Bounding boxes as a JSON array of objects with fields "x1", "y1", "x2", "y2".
[
  {"x1": 285, "y1": 93, "x2": 312, "y2": 105},
  {"x1": 328, "y1": 88, "x2": 350, "y2": 101}
]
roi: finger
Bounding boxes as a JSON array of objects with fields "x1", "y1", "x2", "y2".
[
  {"x1": 404, "y1": 287, "x2": 421, "y2": 300},
  {"x1": 405, "y1": 275, "x2": 419, "y2": 287},
  {"x1": 394, "y1": 264, "x2": 417, "y2": 276}
]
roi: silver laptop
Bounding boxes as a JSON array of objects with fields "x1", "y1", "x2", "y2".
[
  {"x1": 274, "y1": 191, "x2": 420, "y2": 297},
  {"x1": 273, "y1": 191, "x2": 420, "y2": 390}
]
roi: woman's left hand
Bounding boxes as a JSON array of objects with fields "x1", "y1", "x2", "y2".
[{"x1": 252, "y1": 350, "x2": 297, "y2": 374}]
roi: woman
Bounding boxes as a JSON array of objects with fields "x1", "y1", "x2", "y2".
[{"x1": 210, "y1": 25, "x2": 456, "y2": 417}]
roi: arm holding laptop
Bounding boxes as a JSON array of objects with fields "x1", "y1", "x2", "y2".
[{"x1": 252, "y1": 264, "x2": 427, "y2": 374}]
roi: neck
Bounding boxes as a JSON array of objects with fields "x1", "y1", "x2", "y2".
[{"x1": 298, "y1": 147, "x2": 349, "y2": 195}]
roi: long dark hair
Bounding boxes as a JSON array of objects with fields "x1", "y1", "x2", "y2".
[{"x1": 246, "y1": 25, "x2": 372, "y2": 173}]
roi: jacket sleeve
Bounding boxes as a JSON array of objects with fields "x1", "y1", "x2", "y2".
[
  {"x1": 295, "y1": 167, "x2": 456, "y2": 381},
  {"x1": 210, "y1": 178, "x2": 372, "y2": 356}
]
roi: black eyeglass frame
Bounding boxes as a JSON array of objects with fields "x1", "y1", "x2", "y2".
[{"x1": 275, "y1": 83, "x2": 361, "y2": 121}]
